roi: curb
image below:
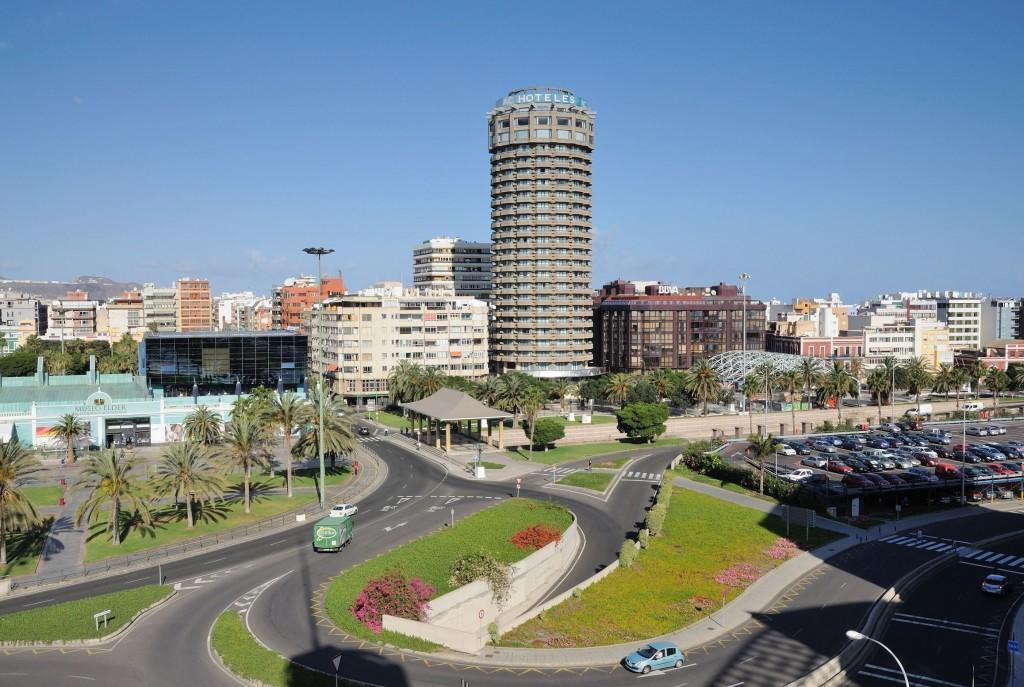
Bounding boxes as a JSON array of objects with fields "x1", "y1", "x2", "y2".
[{"x1": 0, "y1": 588, "x2": 177, "y2": 648}]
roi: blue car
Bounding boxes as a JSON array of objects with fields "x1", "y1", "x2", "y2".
[{"x1": 623, "y1": 641, "x2": 686, "y2": 674}]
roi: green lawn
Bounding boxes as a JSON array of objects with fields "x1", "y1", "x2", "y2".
[
  {"x1": 671, "y1": 465, "x2": 779, "y2": 503},
  {"x1": 557, "y1": 471, "x2": 614, "y2": 492},
  {"x1": 507, "y1": 438, "x2": 685, "y2": 466},
  {"x1": 0, "y1": 520, "x2": 51, "y2": 578},
  {"x1": 0, "y1": 585, "x2": 171, "y2": 642},
  {"x1": 212, "y1": 611, "x2": 354, "y2": 687},
  {"x1": 232, "y1": 465, "x2": 351, "y2": 491},
  {"x1": 372, "y1": 410, "x2": 412, "y2": 430},
  {"x1": 593, "y1": 455, "x2": 634, "y2": 469},
  {"x1": 324, "y1": 498, "x2": 572, "y2": 650},
  {"x1": 84, "y1": 493, "x2": 317, "y2": 562},
  {"x1": 479, "y1": 461, "x2": 505, "y2": 470},
  {"x1": 21, "y1": 485, "x2": 62, "y2": 508},
  {"x1": 502, "y1": 488, "x2": 839, "y2": 648}
]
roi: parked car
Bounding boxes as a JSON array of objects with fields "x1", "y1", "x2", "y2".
[
  {"x1": 902, "y1": 435, "x2": 930, "y2": 448},
  {"x1": 909, "y1": 446, "x2": 938, "y2": 459},
  {"x1": 623, "y1": 642, "x2": 687, "y2": 674},
  {"x1": 788, "y1": 441, "x2": 813, "y2": 455},
  {"x1": 926, "y1": 433, "x2": 952, "y2": 445},
  {"x1": 908, "y1": 466, "x2": 941, "y2": 482},
  {"x1": 839, "y1": 437, "x2": 863, "y2": 451},
  {"x1": 827, "y1": 461, "x2": 853, "y2": 474},
  {"x1": 963, "y1": 401, "x2": 985, "y2": 412},
  {"x1": 1008, "y1": 440, "x2": 1024, "y2": 449},
  {"x1": 812, "y1": 441, "x2": 838, "y2": 453},
  {"x1": 880, "y1": 473, "x2": 908, "y2": 487},
  {"x1": 986, "y1": 425, "x2": 1007, "y2": 436},
  {"x1": 783, "y1": 468, "x2": 815, "y2": 483},
  {"x1": 866, "y1": 437, "x2": 891, "y2": 449},
  {"x1": 823, "y1": 435, "x2": 844, "y2": 446},
  {"x1": 843, "y1": 458, "x2": 872, "y2": 473},
  {"x1": 879, "y1": 423, "x2": 902, "y2": 433},
  {"x1": 999, "y1": 462, "x2": 1024, "y2": 476},
  {"x1": 774, "y1": 443, "x2": 797, "y2": 456},
  {"x1": 973, "y1": 445, "x2": 1006, "y2": 461},
  {"x1": 891, "y1": 456, "x2": 915, "y2": 470},
  {"x1": 883, "y1": 433, "x2": 907, "y2": 448},
  {"x1": 963, "y1": 466, "x2": 994, "y2": 480},
  {"x1": 966, "y1": 426, "x2": 990, "y2": 436},
  {"x1": 917, "y1": 454, "x2": 943, "y2": 466},
  {"x1": 935, "y1": 464, "x2": 962, "y2": 479},
  {"x1": 863, "y1": 473, "x2": 893, "y2": 488},
  {"x1": 995, "y1": 445, "x2": 1024, "y2": 459},
  {"x1": 801, "y1": 455, "x2": 828, "y2": 468},
  {"x1": 931, "y1": 447, "x2": 956, "y2": 460},
  {"x1": 986, "y1": 464, "x2": 1016, "y2": 477},
  {"x1": 842, "y1": 474, "x2": 874, "y2": 489}
]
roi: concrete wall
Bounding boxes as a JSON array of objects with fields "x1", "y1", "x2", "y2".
[{"x1": 382, "y1": 514, "x2": 581, "y2": 653}]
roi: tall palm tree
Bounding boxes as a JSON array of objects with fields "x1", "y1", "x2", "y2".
[
  {"x1": 647, "y1": 370, "x2": 674, "y2": 402},
  {"x1": 155, "y1": 442, "x2": 228, "y2": 529},
  {"x1": 520, "y1": 387, "x2": 548, "y2": 461},
  {"x1": 551, "y1": 379, "x2": 578, "y2": 413},
  {"x1": 866, "y1": 367, "x2": 890, "y2": 425},
  {"x1": 968, "y1": 359, "x2": 987, "y2": 399},
  {"x1": 294, "y1": 387, "x2": 356, "y2": 473},
  {"x1": 75, "y1": 450, "x2": 152, "y2": 546},
  {"x1": 741, "y1": 373, "x2": 761, "y2": 435},
  {"x1": 848, "y1": 357, "x2": 865, "y2": 383},
  {"x1": 985, "y1": 367, "x2": 1010, "y2": 410},
  {"x1": 605, "y1": 373, "x2": 635, "y2": 409},
  {"x1": 900, "y1": 357, "x2": 933, "y2": 411},
  {"x1": 495, "y1": 373, "x2": 531, "y2": 422},
  {"x1": 1011, "y1": 366, "x2": 1024, "y2": 395},
  {"x1": 387, "y1": 360, "x2": 422, "y2": 404},
  {"x1": 0, "y1": 440, "x2": 43, "y2": 566},
  {"x1": 951, "y1": 367, "x2": 969, "y2": 409},
  {"x1": 266, "y1": 392, "x2": 305, "y2": 497},
  {"x1": 818, "y1": 361, "x2": 859, "y2": 422},
  {"x1": 746, "y1": 434, "x2": 777, "y2": 495},
  {"x1": 220, "y1": 413, "x2": 270, "y2": 514},
  {"x1": 475, "y1": 376, "x2": 503, "y2": 406},
  {"x1": 930, "y1": 364, "x2": 956, "y2": 401},
  {"x1": 878, "y1": 357, "x2": 900, "y2": 415},
  {"x1": 183, "y1": 406, "x2": 223, "y2": 446},
  {"x1": 49, "y1": 414, "x2": 89, "y2": 465},
  {"x1": 797, "y1": 357, "x2": 822, "y2": 404},
  {"x1": 418, "y1": 367, "x2": 445, "y2": 399},
  {"x1": 780, "y1": 370, "x2": 802, "y2": 434},
  {"x1": 686, "y1": 358, "x2": 722, "y2": 417},
  {"x1": 753, "y1": 362, "x2": 781, "y2": 409}
]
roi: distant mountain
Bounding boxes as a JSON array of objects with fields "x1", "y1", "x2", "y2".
[{"x1": 0, "y1": 275, "x2": 145, "y2": 301}]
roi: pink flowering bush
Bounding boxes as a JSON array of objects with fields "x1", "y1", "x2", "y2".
[
  {"x1": 350, "y1": 570, "x2": 435, "y2": 633},
  {"x1": 689, "y1": 595, "x2": 715, "y2": 613},
  {"x1": 765, "y1": 537, "x2": 800, "y2": 560},
  {"x1": 713, "y1": 562, "x2": 762, "y2": 587}
]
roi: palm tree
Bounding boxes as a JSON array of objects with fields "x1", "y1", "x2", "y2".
[
  {"x1": 0, "y1": 440, "x2": 43, "y2": 566},
  {"x1": 899, "y1": 357, "x2": 933, "y2": 411},
  {"x1": 475, "y1": 376, "x2": 503, "y2": 406},
  {"x1": 780, "y1": 370, "x2": 802, "y2": 434},
  {"x1": 985, "y1": 367, "x2": 1010, "y2": 410},
  {"x1": 818, "y1": 361, "x2": 859, "y2": 422},
  {"x1": 686, "y1": 358, "x2": 722, "y2": 417},
  {"x1": 647, "y1": 370, "x2": 674, "y2": 402},
  {"x1": 741, "y1": 373, "x2": 760, "y2": 435},
  {"x1": 294, "y1": 387, "x2": 356, "y2": 473},
  {"x1": 220, "y1": 413, "x2": 270, "y2": 514},
  {"x1": 747, "y1": 434, "x2": 777, "y2": 495},
  {"x1": 753, "y1": 362, "x2": 781, "y2": 410},
  {"x1": 797, "y1": 357, "x2": 822, "y2": 405},
  {"x1": 47, "y1": 350, "x2": 72, "y2": 376},
  {"x1": 266, "y1": 392, "x2": 305, "y2": 497},
  {"x1": 930, "y1": 364, "x2": 956, "y2": 401},
  {"x1": 183, "y1": 406, "x2": 223, "y2": 446},
  {"x1": 951, "y1": 367, "x2": 969, "y2": 408},
  {"x1": 605, "y1": 373, "x2": 635, "y2": 409},
  {"x1": 878, "y1": 357, "x2": 900, "y2": 416},
  {"x1": 866, "y1": 367, "x2": 890, "y2": 425},
  {"x1": 495, "y1": 373, "x2": 531, "y2": 422},
  {"x1": 551, "y1": 379, "x2": 578, "y2": 413},
  {"x1": 968, "y1": 359, "x2": 987, "y2": 399},
  {"x1": 418, "y1": 367, "x2": 445, "y2": 399},
  {"x1": 49, "y1": 414, "x2": 89, "y2": 465},
  {"x1": 75, "y1": 450, "x2": 152, "y2": 546},
  {"x1": 520, "y1": 387, "x2": 548, "y2": 461},
  {"x1": 848, "y1": 357, "x2": 865, "y2": 382},
  {"x1": 155, "y1": 442, "x2": 228, "y2": 529},
  {"x1": 1011, "y1": 366, "x2": 1024, "y2": 395},
  {"x1": 388, "y1": 361, "x2": 422, "y2": 404}
]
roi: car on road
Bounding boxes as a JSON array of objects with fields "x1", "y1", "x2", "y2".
[
  {"x1": 842, "y1": 474, "x2": 874, "y2": 489},
  {"x1": 329, "y1": 503, "x2": 359, "y2": 518},
  {"x1": 774, "y1": 443, "x2": 797, "y2": 456},
  {"x1": 783, "y1": 468, "x2": 815, "y2": 483},
  {"x1": 622, "y1": 642, "x2": 686, "y2": 674},
  {"x1": 801, "y1": 456, "x2": 828, "y2": 468},
  {"x1": 986, "y1": 425, "x2": 1007, "y2": 436},
  {"x1": 812, "y1": 441, "x2": 838, "y2": 453},
  {"x1": 981, "y1": 574, "x2": 1010, "y2": 595},
  {"x1": 966, "y1": 426, "x2": 989, "y2": 436},
  {"x1": 358, "y1": 426, "x2": 371, "y2": 436},
  {"x1": 908, "y1": 467, "x2": 941, "y2": 482}
]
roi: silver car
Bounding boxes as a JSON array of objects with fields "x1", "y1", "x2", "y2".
[
  {"x1": 986, "y1": 425, "x2": 1007, "y2": 436},
  {"x1": 801, "y1": 455, "x2": 828, "y2": 468}
]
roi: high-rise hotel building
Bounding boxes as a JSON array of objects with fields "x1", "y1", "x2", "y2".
[{"x1": 487, "y1": 88, "x2": 597, "y2": 378}]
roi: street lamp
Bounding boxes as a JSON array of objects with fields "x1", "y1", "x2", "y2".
[
  {"x1": 845, "y1": 630, "x2": 909, "y2": 687},
  {"x1": 890, "y1": 363, "x2": 896, "y2": 424},
  {"x1": 961, "y1": 407, "x2": 967, "y2": 504},
  {"x1": 740, "y1": 272, "x2": 751, "y2": 411},
  {"x1": 303, "y1": 246, "x2": 335, "y2": 510}
]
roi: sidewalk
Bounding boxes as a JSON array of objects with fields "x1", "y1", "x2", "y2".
[{"x1": 35, "y1": 479, "x2": 86, "y2": 575}]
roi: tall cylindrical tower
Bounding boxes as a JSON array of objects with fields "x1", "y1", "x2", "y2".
[{"x1": 487, "y1": 88, "x2": 596, "y2": 378}]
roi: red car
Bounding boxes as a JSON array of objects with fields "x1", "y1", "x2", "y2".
[
  {"x1": 864, "y1": 473, "x2": 893, "y2": 488},
  {"x1": 987, "y1": 464, "x2": 1015, "y2": 476},
  {"x1": 828, "y1": 461, "x2": 853, "y2": 474},
  {"x1": 917, "y1": 455, "x2": 942, "y2": 467},
  {"x1": 936, "y1": 464, "x2": 962, "y2": 479},
  {"x1": 881, "y1": 473, "x2": 908, "y2": 486},
  {"x1": 842, "y1": 474, "x2": 874, "y2": 489}
]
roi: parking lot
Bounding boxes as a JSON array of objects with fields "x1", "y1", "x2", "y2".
[{"x1": 747, "y1": 418, "x2": 1024, "y2": 510}]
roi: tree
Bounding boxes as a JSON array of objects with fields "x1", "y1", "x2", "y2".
[
  {"x1": 293, "y1": 386, "x2": 356, "y2": 471},
  {"x1": 615, "y1": 403, "x2": 669, "y2": 443},
  {"x1": 985, "y1": 367, "x2": 1010, "y2": 410},
  {"x1": 746, "y1": 434, "x2": 777, "y2": 495},
  {"x1": 605, "y1": 373, "x2": 636, "y2": 408},
  {"x1": 519, "y1": 387, "x2": 548, "y2": 461},
  {"x1": 866, "y1": 367, "x2": 890, "y2": 425},
  {"x1": 899, "y1": 357, "x2": 933, "y2": 411},
  {"x1": 686, "y1": 358, "x2": 722, "y2": 417},
  {"x1": 388, "y1": 361, "x2": 422, "y2": 404},
  {"x1": 232, "y1": 386, "x2": 275, "y2": 420},
  {"x1": 797, "y1": 357, "x2": 822, "y2": 405},
  {"x1": 551, "y1": 379, "x2": 578, "y2": 413},
  {"x1": 740, "y1": 374, "x2": 761, "y2": 435},
  {"x1": 0, "y1": 348, "x2": 40, "y2": 377},
  {"x1": 521, "y1": 417, "x2": 565, "y2": 450},
  {"x1": 968, "y1": 359, "x2": 987, "y2": 398},
  {"x1": 49, "y1": 414, "x2": 90, "y2": 465},
  {"x1": 951, "y1": 367, "x2": 969, "y2": 408},
  {"x1": 155, "y1": 442, "x2": 228, "y2": 529},
  {"x1": 98, "y1": 333, "x2": 138, "y2": 374},
  {"x1": 578, "y1": 376, "x2": 608, "y2": 405},
  {"x1": 780, "y1": 370, "x2": 802, "y2": 434},
  {"x1": 266, "y1": 392, "x2": 305, "y2": 497},
  {"x1": 475, "y1": 376, "x2": 503, "y2": 406},
  {"x1": 1011, "y1": 365, "x2": 1024, "y2": 394},
  {"x1": 930, "y1": 364, "x2": 956, "y2": 401},
  {"x1": 0, "y1": 439, "x2": 43, "y2": 566},
  {"x1": 626, "y1": 377, "x2": 659, "y2": 405},
  {"x1": 183, "y1": 406, "x2": 223, "y2": 446},
  {"x1": 818, "y1": 361, "x2": 859, "y2": 421},
  {"x1": 848, "y1": 357, "x2": 865, "y2": 382},
  {"x1": 75, "y1": 450, "x2": 152, "y2": 546},
  {"x1": 418, "y1": 367, "x2": 445, "y2": 398},
  {"x1": 647, "y1": 369, "x2": 675, "y2": 402},
  {"x1": 220, "y1": 413, "x2": 270, "y2": 514},
  {"x1": 495, "y1": 373, "x2": 531, "y2": 423}
]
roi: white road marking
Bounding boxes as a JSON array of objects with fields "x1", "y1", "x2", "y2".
[
  {"x1": 891, "y1": 615, "x2": 998, "y2": 638},
  {"x1": 637, "y1": 663, "x2": 697, "y2": 678},
  {"x1": 67, "y1": 676, "x2": 96, "y2": 681},
  {"x1": 993, "y1": 554, "x2": 1016, "y2": 564},
  {"x1": 172, "y1": 582, "x2": 201, "y2": 591},
  {"x1": 961, "y1": 549, "x2": 982, "y2": 559},
  {"x1": 895, "y1": 612, "x2": 998, "y2": 633},
  {"x1": 383, "y1": 522, "x2": 408, "y2": 533},
  {"x1": 206, "y1": 557, "x2": 227, "y2": 564},
  {"x1": 268, "y1": 538, "x2": 289, "y2": 546},
  {"x1": 21, "y1": 597, "x2": 55, "y2": 607},
  {"x1": 863, "y1": 663, "x2": 966, "y2": 687},
  {"x1": 1007, "y1": 556, "x2": 1024, "y2": 567},
  {"x1": 123, "y1": 576, "x2": 150, "y2": 584},
  {"x1": 975, "y1": 552, "x2": 998, "y2": 561}
]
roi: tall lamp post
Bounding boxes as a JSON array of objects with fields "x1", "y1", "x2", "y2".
[
  {"x1": 961, "y1": 407, "x2": 967, "y2": 504},
  {"x1": 740, "y1": 272, "x2": 751, "y2": 411},
  {"x1": 303, "y1": 246, "x2": 335, "y2": 510},
  {"x1": 845, "y1": 630, "x2": 909, "y2": 687}
]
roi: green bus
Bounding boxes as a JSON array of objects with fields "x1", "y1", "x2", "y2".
[{"x1": 312, "y1": 516, "x2": 353, "y2": 552}]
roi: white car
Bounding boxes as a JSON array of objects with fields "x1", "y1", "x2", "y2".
[
  {"x1": 966, "y1": 427, "x2": 989, "y2": 436},
  {"x1": 774, "y1": 444, "x2": 797, "y2": 456},
  {"x1": 910, "y1": 447, "x2": 937, "y2": 460},
  {"x1": 329, "y1": 503, "x2": 358, "y2": 518},
  {"x1": 986, "y1": 425, "x2": 1007, "y2": 436},
  {"x1": 783, "y1": 468, "x2": 815, "y2": 482}
]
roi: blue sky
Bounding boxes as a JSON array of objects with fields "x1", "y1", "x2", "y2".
[{"x1": 2, "y1": 2, "x2": 1022, "y2": 303}]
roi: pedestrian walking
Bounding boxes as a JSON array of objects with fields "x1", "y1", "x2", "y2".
[{"x1": 587, "y1": 458, "x2": 592, "y2": 471}]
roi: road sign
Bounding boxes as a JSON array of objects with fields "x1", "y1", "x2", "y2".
[
  {"x1": 1009, "y1": 640, "x2": 1019, "y2": 653},
  {"x1": 478, "y1": 609, "x2": 485, "y2": 620},
  {"x1": 332, "y1": 655, "x2": 342, "y2": 671}
]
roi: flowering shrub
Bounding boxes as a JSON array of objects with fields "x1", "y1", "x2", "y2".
[
  {"x1": 511, "y1": 524, "x2": 561, "y2": 551},
  {"x1": 689, "y1": 595, "x2": 715, "y2": 613},
  {"x1": 713, "y1": 562, "x2": 762, "y2": 587},
  {"x1": 350, "y1": 569, "x2": 434, "y2": 633},
  {"x1": 765, "y1": 537, "x2": 800, "y2": 560}
]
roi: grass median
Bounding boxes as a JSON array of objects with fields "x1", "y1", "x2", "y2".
[
  {"x1": 556, "y1": 471, "x2": 614, "y2": 492},
  {"x1": 372, "y1": 410, "x2": 413, "y2": 430},
  {"x1": 0, "y1": 585, "x2": 171, "y2": 643},
  {"x1": 324, "y1": 498, "x2": 573, "y2": 651},
  {"x1": 84, "y1": 492, "x2": 317, "y2": 563},
  {"x1": 22, "y1": 485, "x2": 62, "y2": 508},
  {"x1": 502, "y1": 487, "x2": 840, "y2": 647},
  {"x1": 0, "y1": 519, "x2": 51, "y2": 578},
  {"x1": 506, "y1": 437, "x2": 685, "y2": 466}
]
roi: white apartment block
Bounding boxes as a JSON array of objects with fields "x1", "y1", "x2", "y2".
[
  {"x1": 142, "y1": 284, "x2": 177, "y2": 333},
  {"x1": 929, "y1": 291, "x2": 981, "y2": 351},
  {"x1": 215, "y1": 291, "x2": 260, "y2": 331},
  {"x1": 310, "y1": 282, "x2": 489, "y2": 405},
  {"x1": 862, "y1": 318, "x2": 953, "y2": 369},
  {"x1": 412, "y1": 236, "x2": 493, "y2": 299}
]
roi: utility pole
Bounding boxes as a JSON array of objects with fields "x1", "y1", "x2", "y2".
[{"x1": 303, "y1": 246, "x2": 335, "y2": 510}]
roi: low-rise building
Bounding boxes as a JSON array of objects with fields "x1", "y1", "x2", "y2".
[
  {"x1": 955, "y1": 340, "x2": 1024, "y2": 372},
  {"x1": 99, "y1": 290, "x2": 146, "y2": 340},
  {"x1": 861, "y1": 318, "x2": 953, "y2": 369},
  {"x1": 765, "y1": 333, "x2": 864, "y2": 361},
  {"x1": 310, "y1": 282, "x2": 489, "y2": 406}
]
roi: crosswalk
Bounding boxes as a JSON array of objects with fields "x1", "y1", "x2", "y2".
[
  {"x1": 530, "y1": 466, "x2": 578, "y2": 476},
  {"x1": 622, "y1": 471, "x2": 663, "y2": 483},
  {"x1": 879, "y1": 534, "x2": 1024, "y2": 569},
  {"x1": 357, "y1": 436, "x2": 384, "y2": 442},
  {"x1": 527, "y1": 467, "x2": 663, "y2": 483}
]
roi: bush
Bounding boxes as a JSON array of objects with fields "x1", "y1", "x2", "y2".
[
  {"x1": 520, "y1": 417, "x2": 566, "y2": 449},
  {"x1": 488, "y1": 621, "x2": 500, "y2": 645},
  {"x1": 449, "y1": 551, "x2": 512, "y2": 605},
  {"x1": 647, "y1": 504, "x2": 667, "y2": 537},
  {"x1": 350, "y1": 570, "x2": 434, "y2": 633},
  {"x1": 655, "y1": 482, "x2": 671, "y2": 509},
  {"x1": 510, "y1": 524, "x2": 561, "y2": 551},
  {"x1": 619, "y1": 540, "x2": 637, "y2": 569},
  {"x1": 615, "y1": 402, "x2": 670, "y2": 442},
  {"x1": 638, "y1": 528, "x2": 650, "y2": 549}
]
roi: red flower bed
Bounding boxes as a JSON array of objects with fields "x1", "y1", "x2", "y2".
[
  {"x1": 510, "y1": 524, "x2": 562, "y2": 551},
  {"x1": 350, "y1": 569, "x2": 435, "y2": 633}
]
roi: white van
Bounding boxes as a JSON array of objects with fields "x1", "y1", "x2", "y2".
[
  {"x1": 907, "y1": 404, "x2": 933, "y2": 417},
  {"x1": 963, "y1": 401, "x2": 985, "y2": 412}
]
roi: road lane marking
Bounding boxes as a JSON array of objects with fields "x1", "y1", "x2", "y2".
[
  {"x1": 123, "y1": 576, "x2": 150, "y2": 584},
  {"x1": 863, "y1": 663, "x2": 965, "y2": 687},
  {"x1": 923, "y1": 542, "x2": 947, "y2": 551},
  {"x1": 894, "y1": 612, "x2": 999, "y2": 633},
  {"x1": 891, "y1": 616, "x2": 998, "y2": 638},
  {"x1": 962, "y1": 549, "x2": 982, "y2": 559},
  {"x1": 268, "y1": 538, "x2": 289, "y2": 546},
  {"x1": 21, "y1": 597, "x2": 55, "y2": 607},
  {"x1": 1007, "y1": 556, "x2": 1024, "y2": 567},
  {"x1": 67, "y1": 676, "x2": 96, "y2": 681},
  {"x1": 206, "y1": 557, "x2": 227, "y2": 564},
  {"x1": 993, "y1": 554, "x2": 1016, "y2": 564},
  {"x1": 976, "y1": 552, "x2": 998, "y2": 561}
]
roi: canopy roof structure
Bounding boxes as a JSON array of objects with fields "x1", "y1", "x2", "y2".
[
  {"x1": 401, "y1": 388, "x2": 511, "y2": 422},
  {"x1": 709, "y1": 351, "x2": 826, "y2": 385}
]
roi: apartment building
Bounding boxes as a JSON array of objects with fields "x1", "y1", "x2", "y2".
[
  {"x1": 861, "y1": 318, "x2": 953, "y2": 369},
  {"x1": 99, "y1": 290, "x2": 146, "y2": 339},
  {"x1": 310, "y1": 282, "x2": 488, "y2": 406},
  {"x1": 981, "y1": 297, "x2": 1021, "y2": 347},
  {"x1": 142, "y1": 284, "x2": 177, "y2": 333},
  {"x1": 412, "y1": 236, "x2": 493, "y2": 299},
  {"x1": 47, "y1": 291, "x2": 98, "y2": 339},
  {"x1": 272, "y1": 275, "x2": 346, "y2": 331},
  {"x1": 932, "y1": 291, "x2": 981, "y2": 351},
  {"x1": 175, "y1": 278, "x2": 212, "y2": 332}
]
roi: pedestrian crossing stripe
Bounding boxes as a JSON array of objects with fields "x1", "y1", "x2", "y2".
[
  {"x1": 623, "y1": 471, "x2": 662, "y2": 482},
  {"x1": 530, "y1": 467, "x2": 577, "y2": 476},
  {"x1": 880, "y1": 534, "x2": 1024, "y2": 567},
  {"x1": 357, "y1": 436, "x2": 384, "y2": 442}
]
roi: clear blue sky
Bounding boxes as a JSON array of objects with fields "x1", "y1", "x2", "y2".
[{"x1": 2, "y1": 2, "x2": 1022, "y2": 303}]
